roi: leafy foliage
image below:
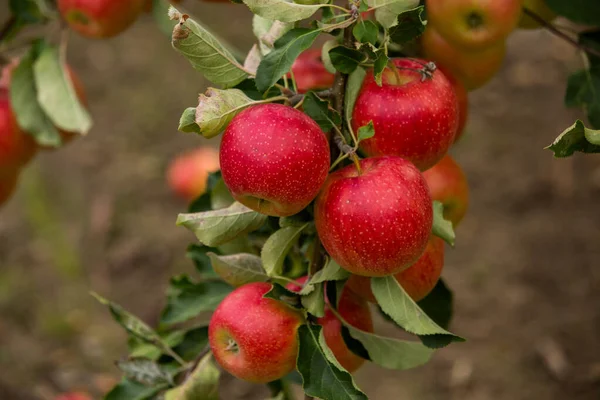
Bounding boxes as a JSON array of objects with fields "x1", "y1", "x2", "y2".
[
  {"x1": 388, "y1": 6, "x2": 427, "y2": 44},
  {"x1": 546, "y1": 120, "x2": 600, "y2": 157},
  {"x1": 545, "y1": 0, "x2": 600, "y2": 25},
  {"x1": 208, "y1": 252, "x2": 269, "y2": 286},
  {"x1": 432, "y1": 201, "x2": 456, "y2": 246},
  {"x1": 163, "y1": 354, "x2": 220, "y2": 400},
  {"x1": 564, "y1": 66, "x2": 600, "y2": 128},
  {"x1": 302, "y1": 91, "x2": 342, "y2": 132},
  {"x1": 261, "y1": 223, "x2": 309, "y2": 276}
]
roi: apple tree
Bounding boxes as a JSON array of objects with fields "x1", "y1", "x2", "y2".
[{"x1": 1, "y1": 0, "x2": 600, "y2": 399}]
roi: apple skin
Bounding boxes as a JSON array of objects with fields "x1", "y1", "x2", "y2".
[
  {"x1": 437, "y1": 65, "x2": 468, "y2": 142},
  {"x1": 167, "y1": 147, "x2": 220, "y2": 201},
  {"x1": 220, "y1": 103, "x2": 330, "y2": 217},
  {"x1": 315, "y1": 156, "x2": 433, "y2": 277},
  {"x1": 287, "y1": 277, "x2": 373, "y2": 372},
  {"x1": 347, "y1": 236, "x2": 445, "y2": 303},
  {"x1": 519, "y1": 0, "x2": 557, "y2": 29},
  {"x1": 291, "y1": 49, "x2": 335, "y2": 93},
  {"x1": 209, "y1": 282, "x2": 304, "y2": 383},
  {"x1": 353, "y1": 58, "x2": 459, "y2": 171},
  {"x1": 57, "y1": 0, "x2": 145, "y2": 39},
  {"x1": 426, "y1": 0, "x2": 523, "y2": 50},
  {"x1": 421, "y1": 27, "x2": 506, "y2": 91},
  {"x1": 423, "y1": 155, "x2": 469, "y2": 227},
  {"x1": 55, "y1": 393, "x2": 92, "y2": 400},
  {"x1": 0, "y1": 89, "x2": 37, "y2": 172},
  {"x1": 0, "y1": 168, "x2": 19, "y2": 207}
]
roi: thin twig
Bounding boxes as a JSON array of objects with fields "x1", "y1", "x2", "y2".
[{"x1": 523, "y1": 7, "x2": 600, "y2": 58}]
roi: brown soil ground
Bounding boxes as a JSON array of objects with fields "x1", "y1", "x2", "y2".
[{"x1": 0, "y1": 2, "x2": 599, "y2": 399}]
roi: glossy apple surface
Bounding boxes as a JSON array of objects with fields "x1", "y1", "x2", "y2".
[
  {"x1": 220, "y1": 103, "x2": 330, "y2": 216},
  {"x1": 209, "y1": 282, "x2": 304, "y2": 383},
  {"x1": 347, "y1": 236, "x2": 445, "y2": 302},
  {"x1": 352, "y1": 58, "x2": 459, "y2": 171},
  {"x1": 0, "y1": 89, "x2": 36, "y2": 172},
  {"x1": 167, "y1": 147, "x2": 220, "y2": 201},
  {"x1": 423, "y1": 155, "x2": 469, "y2": 227},
  {"x1": 315, "y1": 156, "x2": 433, "y2": 277},
  {"x1": 291, "y1": 49, "x2": 335, "y2": 93},
  {"x1": 58, "y1": 0, "x2": 145, "y2": 38}
]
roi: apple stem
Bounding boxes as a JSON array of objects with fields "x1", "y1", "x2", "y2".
[
  {"x1": 351, "y1": 153, "x2": 363, "y2": 175},
  {"x1": 522, "y1": 7, "x2": 600, "y2": 59}
]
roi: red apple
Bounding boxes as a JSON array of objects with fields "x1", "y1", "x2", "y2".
[
  {"x1": 0, "y1": 168, "x2": 19, "y2": 207},
  {"x1": 290, "y1": 49, "x2": 335, "y2": 93},
  {"x1": 426, "y1": 0, "x2": 522, "y2": 50},
  {"x1": 347, "y1": 236, "x2": 445, "y2": 303},
  {"x1": 315, "y1": 156, "x2": 433, "y2": 277},
  {"x1": 220, "y1": 103, "x2": 330, "y2": 216},
  {"x1": 58, "y1": 0, "x2": 145, "y2": 39},
  {"x1": 209, "y1": 282, "x2": 304, "y2": 383},
  {"x1": 55, "y1": 392, "x2": 92, "y2": 400},
  {"x1": 437, "y1": 65, "x2": 468, "y2": 142},
  {"x1": 287, "y1": 277, "x2": 373, "y2": 372},
  {"x1": 519, "y1": 0, "x2": 557, "y2": 29},
  {"x1": 421, "y1": 27, "x2": 506, "y2": 91},
  {"x1": 0, "y1": 89, "x2": 37, "y2": 172},
  {"x1": 167, "y1": 147, "x2": 220, "y2": 201},
  {"x1": 423, "y1": 155, "x2": 469, "y2": 227},
  {"x1": 352, "y1": 58, "x2": 459, "y2": 171}
]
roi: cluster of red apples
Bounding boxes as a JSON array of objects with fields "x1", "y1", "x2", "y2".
[{"x1": 205, "y1": 53, "x2": 471, "y2": 382}]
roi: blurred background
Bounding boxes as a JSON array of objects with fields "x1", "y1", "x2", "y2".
[{"x1": 0, "y1": 1, "x2": 599, "y2": 399}]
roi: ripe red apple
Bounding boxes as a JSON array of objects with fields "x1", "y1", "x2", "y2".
[
  {"x1": 0, "y1": 168, "x2": 19, "y2": 207},
  {"x1": 437, "y1": 65, "x2": 468, "y2": 142},
  {"x1": 421, "y1": 27, "x2": 506, "y2": 91},
  {"x1": 423, "y1": 155, "x2": 469, "y2": 227},
  {"x1": 347, "y1": 236, "x2": 445, "y2": 303},
  {"x1": 315, "y1": 156, "x2": 433, "y2": 277},
  {"x1": 209, "y1": 282, "x2": 304, "y2": 383},
  {"x1": 167, "y1": 147, "x2": 220, "y2": 201},
  {"x1": 55, "y1": 392, "x2": 92, "y2": 400},
  {"x1": 519, "y1": 0, "x2": 557, "y2": 29},
  {"x1": 58, "y1": 0, "x2": 145, "y2": 39},
  {"x1": 0, "y1": 89, "x2": 37, "y2": 172},
  {"x1": 220, "y1": 103, "x2": 330, "y2": 216},
  {"x1": 352, "y1": 58, "x2": 459, "y2": 171},
  {"x1": 426, "y1": 0, "x2": 523, "y2": 50},
  {"x1": 291, "y1": 49, "x2": 335, "y2": 93},
  {"x1": 287, "y1": 277, "x2": 373, "y2": 372}
]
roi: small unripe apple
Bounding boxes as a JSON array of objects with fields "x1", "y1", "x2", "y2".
[
  {"x1": 426, "y1": 0, "x2": 523, "y2": 50},
  {"x1": 291, "y1": 49, "x2": 335, "y2": 93},
  {"x1": 315, "y1": 156, "x2": 433, "y2": 277},
  {"x1": 55, "y1": 392, "x2": 92, "y2": 400},
  {"x1": 421, "y1": 27, "x2": 506, "y2": 91},
  {"x1": 347, "y1": 236, "x2": 445, "y2": 303},
  {"x1": 58, "y1": 0, "x2": 145, "y2": 39},
  {"x1": 0, "y1": 168, "x2": 19, "y2": 207},
  {"x1": 519, "y1": 0, "x2": 557, "y2": 29},
  {"x1": 423, "y1": 155, "x2": 469, "y2": 227},
  {"x1": 352, "y1": 58, "x2": 459, "y2": 171},
  {"x1": 0, "y1": 89, "x2": 37, "y2": 172},
  {"x1": 167, "y1": 147, "x2": 220, "y2": 201},
  {"x1": 437, "y1": 66, "x2": 468, "y2": 142},
  {"x1": 209, "y1": 282, "x2": 304, "y2": 383},
  {"x1": 220, "y1": 103, "x2": 330, "y2": 216},
  {"x1": 287, "y1": 277, "x2": 373, "y2": 372}
]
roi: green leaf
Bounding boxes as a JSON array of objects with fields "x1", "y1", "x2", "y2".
[
  {"x1": 353, "y1": 20, "x2": 379, "y2": 44},
  {"x1": 388, "y1": 6, "x2": 426, "y2": 44},
  {"x1": 546, "y1": 120, "x2": 600, "y2": 157},
  {"x1": 545, "y1": 0, "x2": 600, "y2": 26},
  {"x1": 345, "y1": 68, "x2": 367, "y2": 127},
  {"x1": 195, "y1": 88, "x2": 256, "y2": 138},
  {"x1": 580, "y1": 31, "x2": 600, "y2": 67},
  {"x1": 302, "y1": 92, "x2": 341, "y2": 132},
  {"x1": 357, "y1": 121, "x2": 375, "y2": 141},
  {"x1": 128, "y1": 330, "x2": 186, "y2": 360},
  {"x1": 164, "y1": 354, "x2": 220, "y2": 400},
  {"x1": 321, "y1": 40, "x2": 338, "y2": 74},
  {"x1": 177, "y1": 202, "x2": 268, "y2": 247},
  {"x1": 368, "y1": 0, "x2": 420, "y2": 29},
  {"x1": 296, "y1": 324, "x2": 368, "y2": 400},
  {"x1": 242, "y1": 0, "x2": 325, "y2": 23},
  {"x1": 432, "y1": 201, "x2": 455, "y2": 246},
  {"x1": 9, "y1": 0, "x2": 46, "y2": 23},
  {"x1": 255, "y1": 28, "x2": 320, "y2": 92},
  {"x1": 178, "y1": 107, "x2": 201, "y2": 134},
  {"x1": 33, "y1": 45, "x2": 92, "y2": 135},
  {"x1": 9, "y1": 44, "x2": 61, "y2": 146},
  {"x1": 373, "y1": 52, "x2": 388, "y2": 86},
  {"x1": 172, "y1": 326, "x2": 210, "y2": 361},
  {"x1": 328, "y1": 46, "x2": 365, "y2": 74},
  {"x1": 161, "y1": 275, "x2": 233, "y2": 325},
  {"x1": 371, "y1": 276, "x2": 464, "y2": 346},
  {"x1": 208, "y1": 252, "x2": 268, "y2": 286},
  {"x1": 186, "y1": 244, "x2": 218, "y2": 277},
  {"x1": 564, "y1": 67, "x2": 600, "y2": 128},
  {"x1": 92, "y1": 294, "x2": 179, "y2": 359},
  {"x1": 187, "y1": 171, "x2": 224, "y2": 213},
  {"x1": 211, "y1": 178, "x2": 235, "y2": 210},
  {"x1": 261, "y1": 224, "x2": 309, "y2": 276},
  {"x1": 417, "y1": 279, "x2": 454, "y2": 330},
  {"x1": 263, "y1": 283, "x2": 303, "y2": 309},
  {"x1": 253, "y1": 17, "x2": 295, "y2": 55},
  {"x1": 104, "y1": 378, "x2": 165, "y2": 400},
  {"x1": 171, "y1": 9, "x2": 249, "y2": 88},
  {"x1": 308, "y1": 258, "x2": 350, "y2": 284},
  {"x1": 116, "y1": 358, "x2": 174, "y2": 386},
  {"x1": 301, "y1": 282, "x2": 325, "y2": 317}
]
